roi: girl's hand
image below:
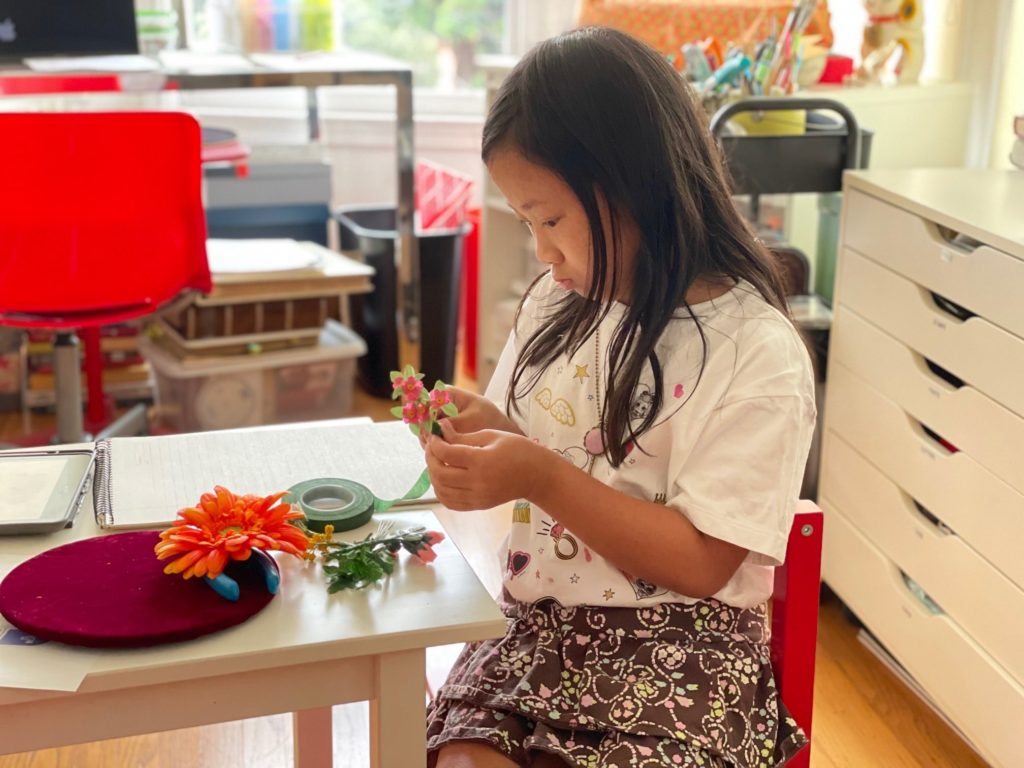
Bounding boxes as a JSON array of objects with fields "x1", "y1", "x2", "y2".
[
  {"x1": 425, "y1": 421, "x2": 548, "y2": 511},
  {"x1": 417, "y1": 387, "x2": 523, "y2": 448}
]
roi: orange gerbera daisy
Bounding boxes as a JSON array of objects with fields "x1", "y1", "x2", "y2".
[{"x1": 154, "y1": 486, "x2": 310, "y2": 581}]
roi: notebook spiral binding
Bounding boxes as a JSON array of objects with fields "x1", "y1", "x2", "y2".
[{"x1": 93, "y1": 439, "x2": 114, "y2": 527}]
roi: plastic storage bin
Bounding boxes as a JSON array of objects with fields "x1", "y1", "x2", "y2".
[
  {"x1": 205, "y1": 159, "x2": 333, "y2": 246},
  {"x1": 333, "y1": 206, "x2": 470, "y2": 398},
  {"x1": 142, "y1": 320, "x2": 366, "y2": 432}
]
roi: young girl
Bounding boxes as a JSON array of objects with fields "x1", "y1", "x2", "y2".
[{"x1": 424, "y1": 26, "x2": 816, "y2": 768}]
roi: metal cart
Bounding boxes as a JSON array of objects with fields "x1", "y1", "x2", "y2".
[{"x1": 710, "y1": 97, "x2": 872, "y2": 500}]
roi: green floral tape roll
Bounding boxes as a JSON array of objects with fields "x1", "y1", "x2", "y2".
[{"x1": 285, "y1": 469, "x2": 433, "y2": 533}]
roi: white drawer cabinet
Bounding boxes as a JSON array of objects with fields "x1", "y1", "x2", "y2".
[{"x1": 821, "y1": 169, "x2": 1024, "y2": 768}]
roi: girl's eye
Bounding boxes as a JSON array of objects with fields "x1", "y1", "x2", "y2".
[{"x1": 541, "y1": 219, "x2": 559, "y2": 229}]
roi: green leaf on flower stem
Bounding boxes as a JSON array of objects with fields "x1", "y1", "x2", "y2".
[
  {"x1": 430, "y1": 421, "x2": 443, "y2": 436},
  {"x1": 433, "y1": 380, "x2": 445, "y2": 391},
  {"x1": 390, "y1": 370, "x2": 401, "y2": 382},
  {"x1": 408, "y1": 423, "x2": 422, "y2": 437},
  {"x1": 441, "y1": 403, "x2": 458, "y2": 417},
  {"x1": 403, "y1": 364, "x2": 414, "y2": 377},
  {"x1": 390, "y1": 406, "x2": 404, "y2": 418},
  {"x1": 380, "y1": 554, "x2": 396, "y2": 574}
]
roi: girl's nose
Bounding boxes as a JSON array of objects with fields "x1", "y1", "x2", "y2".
[{"x1": 534, "y1": 232, "x2": 562, "y2": 265}]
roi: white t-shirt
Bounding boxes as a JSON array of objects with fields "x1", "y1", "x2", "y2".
[{"x1": 485, "y1": 275, "x2": 816, "y2": 609}]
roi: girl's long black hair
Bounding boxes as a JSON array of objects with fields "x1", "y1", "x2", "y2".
[{"x1": 483, "y1": 26, "x2": 788, "y2": 467}]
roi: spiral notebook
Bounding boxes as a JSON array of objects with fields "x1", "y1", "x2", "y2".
[{"x1": 92, "y1": 420, "x2": 435, "y2": 530}]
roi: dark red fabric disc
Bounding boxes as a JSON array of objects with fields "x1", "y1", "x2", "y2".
[{"x1": 0, "y1": 531, "x2": 277, "y2": 648}]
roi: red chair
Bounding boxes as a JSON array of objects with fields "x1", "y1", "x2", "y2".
[
  {"x1": 0, "y1": 74, "x2": 124, "y2": 96},
  {"x1": 0, "y1": 112, "x2": 211, "y2": 442},
  {"x1": 773, "y1": 500, "x2": 825, "y2": 768}
]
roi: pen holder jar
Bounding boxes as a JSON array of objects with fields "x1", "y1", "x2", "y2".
[{"x1": 726, "y1": 100, "x2": 807, "y2": 137}]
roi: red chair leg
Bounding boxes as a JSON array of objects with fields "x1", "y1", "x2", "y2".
[{"x1": 80, "y1": 327, "x2": 109, "y2": 427}]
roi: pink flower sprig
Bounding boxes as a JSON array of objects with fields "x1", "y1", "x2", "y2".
[
  {"x1": 389, "y1": 365, "x2": 458, "y2": 437},
  {"x1": 306, "y1": 524, "x2": 446, "y2": 591}
]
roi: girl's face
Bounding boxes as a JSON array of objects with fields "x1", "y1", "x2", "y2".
[{"x1": 487, "y1": 146, "x2": 638, "y2": 302}]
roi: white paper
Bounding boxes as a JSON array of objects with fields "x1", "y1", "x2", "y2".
[
  {"x1": 206, "y1": 239, "x2": 322, "y2": 274},
  {"x1": 157, "y1": 50, "x2": 255, "y2": 73},
  {"x1": 23, "y1": 55, "x2": 160, "y2": 73},
  {"x1": 0, "y1": 556, "x2": 100, "y2": 692},
  {"x1": 248, "y1": 50, "x2": 400, "y2": 72},
  {"x1": 107, "y1": 420, "x2": 434, "y2": 528}
]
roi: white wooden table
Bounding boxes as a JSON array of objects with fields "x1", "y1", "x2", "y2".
[{"x1": 0, "y1": 486, "x2": 505, "y2": 766}]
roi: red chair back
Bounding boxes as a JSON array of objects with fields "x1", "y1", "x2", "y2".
[
  {"x1": 771, "y1": 500, "x2": 824, "y2": 768},
  {"x1": 0, "y1": 112, "x2": 211, "y2": 328}
]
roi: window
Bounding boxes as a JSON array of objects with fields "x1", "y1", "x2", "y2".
[{"x1": 341, "y1": 0, "x2": 507, "y2": 90}]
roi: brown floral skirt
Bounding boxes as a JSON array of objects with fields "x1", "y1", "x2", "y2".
[{"x1": 427, "y1": 593, "x2": 806, "y2": 767}]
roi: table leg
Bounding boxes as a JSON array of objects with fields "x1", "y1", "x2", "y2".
[
  {"x1": 370, "y1": 649, "x2": 427, "y2": 768},
  {"x1": 394, "y1": 71, "x2": 421, "y2": 374},
  {"x1": 294, "y1": 707, "x2": 333, "y2": 768}
]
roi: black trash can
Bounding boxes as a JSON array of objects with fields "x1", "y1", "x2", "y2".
[{"x1": 334, "y1": 206, "x2": 470, "y2": 398}]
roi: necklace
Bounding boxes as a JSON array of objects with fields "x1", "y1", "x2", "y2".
[{"x1": 583, "y1": 325, "x2": 604, "y2": 474}]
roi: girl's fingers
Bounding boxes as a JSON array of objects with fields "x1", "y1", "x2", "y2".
[
  {"x1": 446, "y1": 386, "x2": 477, "y2": 410},
  {"x1": 425, "y1": 453, "x2": 474, "y2": 491},
  {"x1": 436, "y1": 490, "x2": 479, "y2": 512},
  {"x1": 439, "y1": 421, "x2": 495, "y2": 447},
  {"x1": 428, "y1": 433, "x2": 479, "y2": 468}
]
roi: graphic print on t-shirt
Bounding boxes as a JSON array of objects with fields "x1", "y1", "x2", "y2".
[
  {"x1": 538, "y1": 518, "x2": 580, "y2": 561},
  {"x1": 534, "y1": 388, "x2": 576, "y2": 426},
  {"x1": 507, "y1": 550, "x2": 531, "y2": 578},
  {"x1": 619, "y1": 569, "x2": 669, "y2": 600}
]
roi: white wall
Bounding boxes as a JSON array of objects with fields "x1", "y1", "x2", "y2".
[{"x1": 989, "y1": 0, "x2": 1024, "y2": 168}]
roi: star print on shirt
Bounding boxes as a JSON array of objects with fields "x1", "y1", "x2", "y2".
[
  {"x1": 569, "y1": 573, "x2": 580, "y2": 584},
  {"x1": 573, "y1": 364, "x2": 590, "y2": 383},
  {"x1": 603, "y1": 589, "x2": 615, "y2": 601}
]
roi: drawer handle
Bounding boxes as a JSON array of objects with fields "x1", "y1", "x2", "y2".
[
  {"x1": 920, "y1": 422, "x2": 960, "y2": 455},
  {"x1": 910, "y1": 499, "x2": 955, "y2": 537},
  {"x1": 922, "y1": 358, "x2": 964, "y2": 389},
  {"x1": 935, "y1": 223, "x2": 984, "y2": 254},
  {"x1": 930, "y1": 291, "x2": 975, "y2": 322},
  {"x1": 900, "y1": 571, "x2": 945, "y2": 616}
]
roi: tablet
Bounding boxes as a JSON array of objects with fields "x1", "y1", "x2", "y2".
[{"x1": 0, "y1": 449, "x2": 95, "y2": 535}]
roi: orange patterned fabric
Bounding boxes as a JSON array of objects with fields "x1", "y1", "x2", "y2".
[{"x1": 576, "y1": 0, "x2": 833, "y2": 53}]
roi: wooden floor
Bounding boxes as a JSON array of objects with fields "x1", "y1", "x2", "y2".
[{"x1": 0, "y1": 388, "x2": 987, "y2": 768}]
